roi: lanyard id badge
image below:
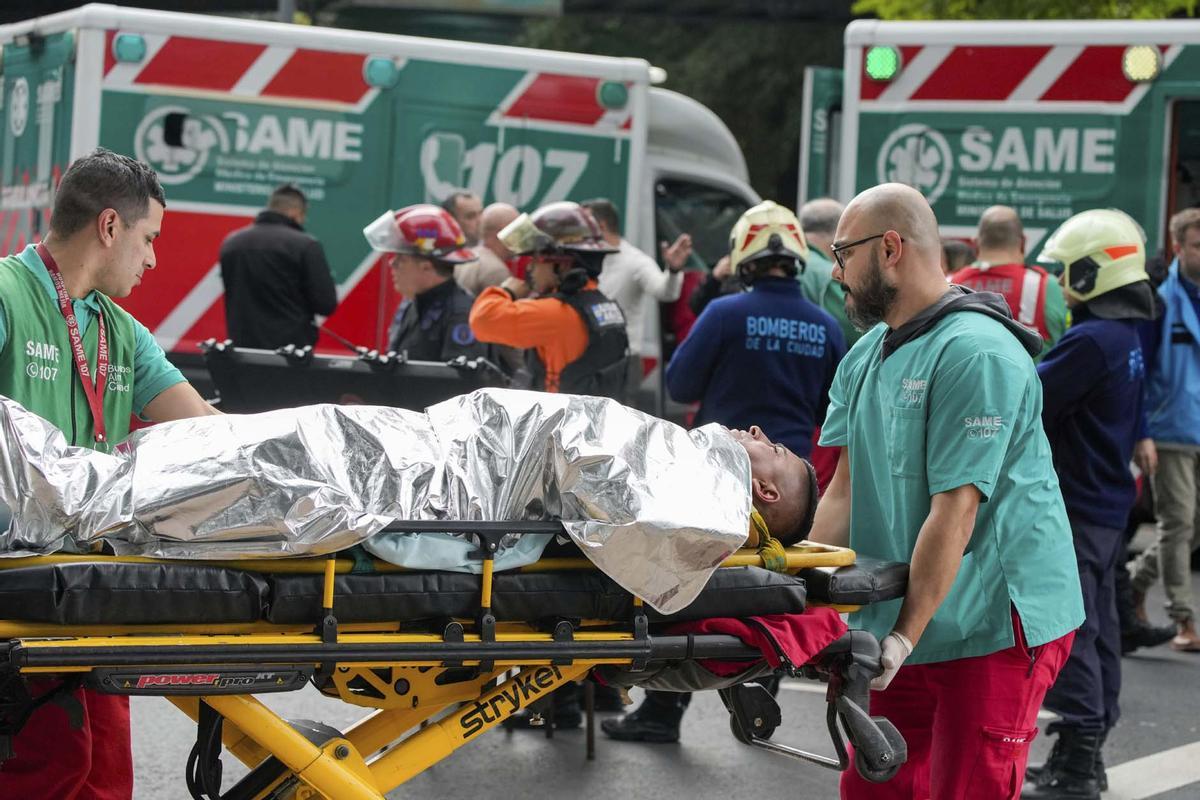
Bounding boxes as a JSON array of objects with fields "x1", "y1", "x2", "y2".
[{"x1": 36, "y1": 242, "x2": 109, "y2": 445}]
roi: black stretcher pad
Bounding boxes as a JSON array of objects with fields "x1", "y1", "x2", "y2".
[{"x1": 0, "y1": 558, "x2": 908, "y2": 627}]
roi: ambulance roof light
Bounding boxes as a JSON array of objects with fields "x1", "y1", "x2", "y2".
[
  {"x1": 1122, "y1": 45, "x2": 1161, "y2": 83},
  {"x1": 363, "y1": 56, "x2": 400, "y2": 89},
  {"x1": 112, "y1": 33, "x2": 146, "y2": 64},
  {"x1": 865, "y1": 46, "x2": 901, "y2": 82}
]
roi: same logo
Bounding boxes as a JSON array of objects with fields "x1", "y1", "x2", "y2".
[
  {"x1": 8, "y1": 77, "x2": 29, "y2": 138},
  {"x1": 133, "y1": 105, "x2": 229, "y2": 186},
  {"x1": 876, "y1": 123, "x2": 953, "y2": 205}
]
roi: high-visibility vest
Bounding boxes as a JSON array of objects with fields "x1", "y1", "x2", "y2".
[{"x1": 951, "y1": 262, "x2": 1051, "y2": 340}]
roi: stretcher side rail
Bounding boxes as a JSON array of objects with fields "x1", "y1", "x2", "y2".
[{"x1": 0, "y1": 633, "x2": 764, "y2": 671}]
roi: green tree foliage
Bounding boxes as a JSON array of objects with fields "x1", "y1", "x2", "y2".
[
  {"x1": 853, "y1": 0, "x2": 1195, "y2": 19},
  {"x1": 516, "y1": 15, "x2": 844, "y2": 206}
]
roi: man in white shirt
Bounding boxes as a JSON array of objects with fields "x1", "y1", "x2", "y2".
[{"x1": 583, "y1": 199, "x2": 691, "y2": 360}]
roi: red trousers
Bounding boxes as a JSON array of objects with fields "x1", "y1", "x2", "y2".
[
  {"x1": 0, "y1": 683, "x2": 133, "y2": 799},
  {"x1": 842, "y1": 615, "x2": 1074, "y2": 800}
]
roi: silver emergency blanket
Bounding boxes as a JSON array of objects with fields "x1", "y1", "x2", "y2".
[{"x1": 0, "y1": 389, "x2": 751, "y2": 613}]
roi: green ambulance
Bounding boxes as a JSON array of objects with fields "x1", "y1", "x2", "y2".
[
  {"x1": 800, "y1": 19, "x2": 1200, "y2": 261},
  {"x1": 0, "y1": 4, "x2": 759, "y2": 411}
]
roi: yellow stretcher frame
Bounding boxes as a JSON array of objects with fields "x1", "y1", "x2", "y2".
[{"x1": 0, "y1": 540, "x2": 892, "y2": 799}]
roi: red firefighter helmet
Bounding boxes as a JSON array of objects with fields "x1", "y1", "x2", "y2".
[{"x1": 363, "y1": 204, "x2": 475, "y2": 264}]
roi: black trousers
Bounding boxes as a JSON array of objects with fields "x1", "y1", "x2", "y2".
[{"x1": 1043, "y1": 518, "x2": 1123, "y2": 733}]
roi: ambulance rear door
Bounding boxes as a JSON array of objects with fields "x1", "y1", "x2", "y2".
[
  {"x1": 797, "y1": 65, "x2": 843, "y2": 207},
  {"x1": 0, "y1": 29, "x2": 75, "y2": 254}
]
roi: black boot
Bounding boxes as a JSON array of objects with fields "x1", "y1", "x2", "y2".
[
  {"x1": 600, "y1": 692, "x2": 687, "y2": 743},
  {"x1": 1097, "y1": 729, "x2": 1109, "y2": 793},
  {"x1": 1020, "y1": 728, "x2": 1103, "y2": 800},
  {"x1": 1024, "y1": 723, "x2": 1066, "y2": 784},
  {"x1": 1118, "y1": 574, "x2": 1176, "y2": 654},
  {"x1": 504, "y1": 683, "x2": 582, "y2": 731}
]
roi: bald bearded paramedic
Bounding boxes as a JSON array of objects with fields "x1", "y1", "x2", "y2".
[{"x1": 810, "y1": 182, "x2": 1083, "y2": 800}]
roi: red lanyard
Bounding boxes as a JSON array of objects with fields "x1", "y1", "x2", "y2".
[{"x1": 36, "y1": 243, "x2": 109, "y2": 445}]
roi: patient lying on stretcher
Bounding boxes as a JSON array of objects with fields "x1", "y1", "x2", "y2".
[{"x1": 0, "y1": 388, "x2": 817, "y2": 615}]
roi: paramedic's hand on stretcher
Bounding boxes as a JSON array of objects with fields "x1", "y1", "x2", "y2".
[{"x1": 871, "y1": 631, "x2": 913, "y2": 691}]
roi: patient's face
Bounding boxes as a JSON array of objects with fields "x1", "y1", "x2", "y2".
[
  {"x1": 729, "y1": 425, "x2": 810, "y2": 539},
  {"x1": 728, "y1": 426, "x2": 799, "y2": 487}
]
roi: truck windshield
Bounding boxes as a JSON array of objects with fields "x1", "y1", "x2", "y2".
[{"x1": 655, "y1": 179, "x2": 753, "y2": 269}]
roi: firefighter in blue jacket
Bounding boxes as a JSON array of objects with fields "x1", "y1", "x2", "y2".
[{"x1": 663, "y1": 200, "x2": 846, "y2": 459}]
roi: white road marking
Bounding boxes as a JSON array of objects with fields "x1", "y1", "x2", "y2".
[
  {"x1": 1105, "y1": 740, "x2": 1200, "y2": 800},
  {"x1": 778, "y1": 681, "x2": 827, "y2": 695}
]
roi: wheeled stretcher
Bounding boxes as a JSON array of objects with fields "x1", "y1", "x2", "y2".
[{"x1": 0, "y1": 522, "x2": 909, "y2": 799}]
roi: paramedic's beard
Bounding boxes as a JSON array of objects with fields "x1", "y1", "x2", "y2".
[{"x1": 844, "y1": 248, "x2": 898, "y2": 331}]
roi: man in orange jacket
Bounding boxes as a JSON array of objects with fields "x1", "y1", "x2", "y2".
[{"x1": 469, "y1": 201, "x2": 630, "y2": 399}]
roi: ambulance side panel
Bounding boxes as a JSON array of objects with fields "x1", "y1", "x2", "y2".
[
  {"x1": 85, "y1": 26, "x2": 639, "y2": 359},
  {"x1": 840, "y1": 21, "x2": 1200, "y2": 256}
]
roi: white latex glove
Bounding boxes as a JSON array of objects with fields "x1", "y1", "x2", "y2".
[{"x1": 871, "y1": 631, "x2": 914, "y2": 691}]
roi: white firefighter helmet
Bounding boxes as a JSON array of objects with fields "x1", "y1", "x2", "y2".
[
  {"x1": 728, "y1": 200, "x2": 809, "y2": 280},
  {"x1": 1038, "y1": 208, "x2": 1150, "y2": 304}
]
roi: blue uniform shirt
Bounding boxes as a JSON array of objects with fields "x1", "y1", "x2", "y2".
[
  {"x1": 665, "y1": 276, "x2": 846, "y2": 457},
  {"x1": 1038, "y1": 308, "x2": 1146, "y2": 529}
]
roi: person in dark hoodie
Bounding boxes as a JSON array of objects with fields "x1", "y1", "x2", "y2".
[
  {"x1": 808, "y1": 183, "x2": 1083, "y2": 800},
  {"x1": 1022, "y1": 210, "x2": 1160, "y2": 800}
]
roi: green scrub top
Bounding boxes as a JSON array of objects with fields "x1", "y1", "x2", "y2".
[{"x1": 820, "y1": 310, "x2": 1084, "y2": 665}]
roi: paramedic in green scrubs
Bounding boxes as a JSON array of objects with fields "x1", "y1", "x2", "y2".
[
  {"x1": 809, "y1": 183, "x2": 1084, "y2": 800},
  {"x1": 0, "y1": 148, "x2": 218, "y2": 800}
]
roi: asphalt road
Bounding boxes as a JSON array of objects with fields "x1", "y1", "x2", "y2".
[{"x1": 130, "y1": 570, "x2": 1200, "y2": 799}]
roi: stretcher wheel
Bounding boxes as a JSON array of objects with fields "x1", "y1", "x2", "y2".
[
  {"x1": 728, "y1": 712, "x2": 776, "y2": 744},
  {"x1": 852, "y1": 717, "x2": 906, "y2": 784},
  {"x1": 854, "y1": 748, "x2": 901, "y2": 783}
]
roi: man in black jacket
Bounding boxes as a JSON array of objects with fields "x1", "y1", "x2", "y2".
[{"x1": 219, "y1": 184, "x2": 338, "y2": 349}]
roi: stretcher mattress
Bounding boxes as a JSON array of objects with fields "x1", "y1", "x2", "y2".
[{"x1": 0, "y1": 562, "x2": 808, "y2": 626}]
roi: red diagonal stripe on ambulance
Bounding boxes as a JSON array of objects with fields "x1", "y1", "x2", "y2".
[
  {"x1": 173, "y1": 298, "x2": 227, "y2": 354},
  {"x1": 134, "y1": 37, "x2": 266, "y2": 92},
  {"x1": 503, "y1": 74, "x2": 606, "y2": 126},
  {"x1": 260, "y1": 49, "x2": 371, "y2": 104},
  {"x1": 104, "y1": 30, "x2": 117, "y2": 76},
  {"x1": 911, "y1": 46, "x2": 1051, "y2": 101},
  {"x1": 1039, "y1": 46, "x2": 1135, "y2": 102}
]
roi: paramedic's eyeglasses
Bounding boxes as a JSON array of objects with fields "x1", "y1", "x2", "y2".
[{"x1": 831, "y1": 233, "x2": 889, "y2": 270}]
